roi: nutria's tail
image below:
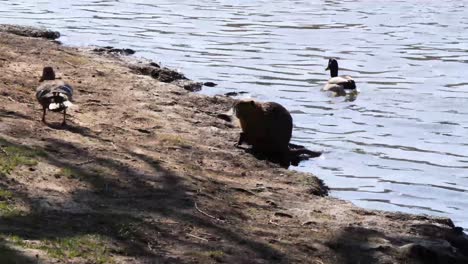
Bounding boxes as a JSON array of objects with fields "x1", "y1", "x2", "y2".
[
  {"x1": 288, "y1": 147, "x2": 322, "y2": 167},
  {"x1": 290, "y1": 148, "x2": 322, "y2": 158},
  {"x1": 288, "y1": 143, "x2": 322, "y2": 160}
]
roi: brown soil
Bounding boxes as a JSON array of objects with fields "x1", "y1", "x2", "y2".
[{"x1": 0, "y1": 26, "x2": 467, "y2": 264}]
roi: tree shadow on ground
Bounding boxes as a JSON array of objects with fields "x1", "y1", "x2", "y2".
[
  {"x1": 0, "y1": 137, "x2": 288, "y2": 263},
  {"x1": 327, "y1": 225, "x2": 468, "y2": 264},
  {"x1": 0, "y1": 109, "x2": 34, "y2": 121},
  {"x1": 0, "y1": 240, "x2": 37, "y2": 264}
]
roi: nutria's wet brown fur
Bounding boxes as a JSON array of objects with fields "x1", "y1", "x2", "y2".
[
  {"x1": 234, "y1": 100, "x2": 321, "y2": 166},
  {"x1": 235, "y1": 100, "x2": 292, "y2": 153}
]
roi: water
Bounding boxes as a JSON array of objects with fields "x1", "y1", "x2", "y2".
[{"x1": 1, "y1": 0, "x2": 467, "y2": 228}]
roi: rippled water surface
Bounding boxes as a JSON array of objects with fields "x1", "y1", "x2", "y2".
[{"x1": 1, "y1": 0, "x2": 467, "y2": 228}]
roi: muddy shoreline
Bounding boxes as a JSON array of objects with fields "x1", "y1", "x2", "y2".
[{"x1": 1, "y1": 25, "x2": 467, "y2": 263}]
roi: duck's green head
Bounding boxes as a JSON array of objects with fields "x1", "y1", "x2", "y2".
[{"x1": 325, "y1": 58, "x2": 339, "y2": 77}]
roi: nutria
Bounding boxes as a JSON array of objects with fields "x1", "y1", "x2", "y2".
[{"x1": 234, "y1": 100, "x2": 321, "y2": 167}]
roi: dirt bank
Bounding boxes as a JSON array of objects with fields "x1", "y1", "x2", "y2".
[{"x1": 0, "y1": 25, "x2": 467, "y2": 264}]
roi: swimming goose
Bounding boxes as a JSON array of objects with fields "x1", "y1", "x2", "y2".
[
  {"x1": 36, "y1": 67, "x2": 73, "y2": 125},
  {"x1": 322, "y1": 58, "x2": 356, "y2": 96}
]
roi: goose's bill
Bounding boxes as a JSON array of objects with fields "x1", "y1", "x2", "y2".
[{"x1": 325, "y1": 66, "x2": 329, "y2": 71}]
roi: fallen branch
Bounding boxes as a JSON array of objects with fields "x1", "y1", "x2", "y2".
[
  {"x1": 64, "y1": 60, "x2": 77, "y2": 67},
  {"x1": 187, "y1": 233, "x2": 208, "y2": 242},
  {"x1": 76, "y1": 160, "x2": 94, "y2": 166},
  {"x1": 110, "y1": 142, "x2": 118, "y2": 151},
  {"x1": 194, "y1": 202, "x2": 224, "y2": 222}
]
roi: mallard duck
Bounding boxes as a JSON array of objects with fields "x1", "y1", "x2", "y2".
[
  {"x1": 36, "y1": 67, "x2": 73, "y2": 125},
  {"x1": 322, "y1": 58, "x2": 356, "y2": 96}
]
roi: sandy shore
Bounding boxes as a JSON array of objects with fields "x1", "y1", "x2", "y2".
[{"x1": 0, "y1": 25, "x2": 467, "y2": 264}]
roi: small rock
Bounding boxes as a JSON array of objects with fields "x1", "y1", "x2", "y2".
[
  {"x1": 203, "y1": 82, "x2": 217, "y2": 87},
  {"x1": 454, "y1": 226, "x2": 464, "y2": 234},
  {"x1": 225, "y1": 92, "x2": 239, "y2": 97},
  {"x1": 0, "y1": 24, "x2": 60, "y2": 39},
  {"x1": 136, "y1": 128, "x2": 151, "y2": 134},
  {"x1": 224, "y1": 91, "x2": 248, "y2": 97},
  {"x1": 149, "y1": 62, "x2": 160, "y2": 68},
  {"x1": 302, "y1": 221, "x2": 316, "y2": 226},
  {"x1": 216, "y1": 113, "x2": 232, "y2": 122},
  {"x1": 252, "y1": 187, "x2": 266, "y2": 193},
  {"x1": 154, "y1": 68, "x2": 186, "y2": 83},
  {"x1": 274, "y1": 212, "x2": 293, "y2": 218},
  {"x1": 93, "y1": 46, "x2": 135, "y2": 56}
]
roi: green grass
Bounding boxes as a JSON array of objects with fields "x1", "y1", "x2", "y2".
[
  {"x1": 6, "y1": 235, "x2": 27, "y2": 247},
  {"x1": 0, "y1": 189, "x2": 20, "y2": 217},
  {"x1": 0, "y1": 189, "x2": 13, "y2": 199},
  {"x1": 204, "y1": 250, "x2": 224, "y2": 259},
  {"x1": 0, "y1": 201, "x2": 18, "y2": 217},
  {"x1": 159, "y1": 134, "x2": 192, "y2": 148},
  {"x1": 188, "y1": 250, "x2": 225, "y2": 262},
  {"x1": 0, "y1": 140, "x2": 46, "y2": 176},
  {"x1": 58, "y1": 167, "x2": 76, "y2": 179},
  {"x1": 6, "y1": 234, "x2": 114, "y2": 264},
  {"x1": 58, "y1": 166, "x2": 109, "y2": 191},
  {"x1": 39, "y1": 235, "x2": 113, "y2": 263}
]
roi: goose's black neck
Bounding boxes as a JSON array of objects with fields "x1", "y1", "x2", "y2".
[
  {"x1": 327, "y1": 59, "x2": 339, "y2": 78},
  {"x1": 330, "y1": 67, "x2": 338, "y2": 78},
  {"x1": 40, "y1": 67, "x2": 56, "y2": 82}
]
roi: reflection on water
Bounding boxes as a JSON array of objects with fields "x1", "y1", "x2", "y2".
[{"x1": 1, "y1": 0, "x2": 467, "y2": 228}]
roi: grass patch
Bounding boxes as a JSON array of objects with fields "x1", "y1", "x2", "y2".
[
  {"x1": 298, "y1": 175, "x2": 328, "y2": 196},
  {"x1": 0, "y1": 189, "x2": 21, "y2": 217},
  {"x1": 204, "y1": 250, "x2": 224, "y2": 259},
  {"x1": 0, "y1": 201, "x2": 19, "y2": 217},
  {"x1": 63, "y1": 54, "x2": 90, "y2": 66},
  {"x1": 188, "y1": 250, "x2": 225, "y2": 262},
  {"x1": 58, "y1": 167, "x2": 76, "y2": 179},
  {"x1": 39, "y1": 235, "x2": 114, "y2": 263},
  {"x1": 6, "y1": 235, "x2": 28, "y2": 248},
  {"x1": 0, "y1": 140, "x2": 46, "y2": 176},
  {"x1": 7, "y1": 234, "x2": 114, "y2": 264},
  {"x1": 159, "y1": 134, "x2": 191, "y2": 148},
  {"x1": 0, "y1": 189, "x2": 13, "y2": 199},
  {"x1": 57, "y1": 166, "x2": 108, "y2": 189}
]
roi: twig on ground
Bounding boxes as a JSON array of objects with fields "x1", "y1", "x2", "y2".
[
  {"x1": 64, "y1": 60, "x2": 77, "y2": 67},
  {"x1": 76, "y1": 160, "x2": 94, "y2": 166},
  {"x1": 110, "y1": 142, "x2": 118, "y2": 150},
  {"x1": 195, "y1": 202, "x2": 224, "y2": 222},
  {"x1": 187, "y1": 233, "x2": 208, "y2": 242}
]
